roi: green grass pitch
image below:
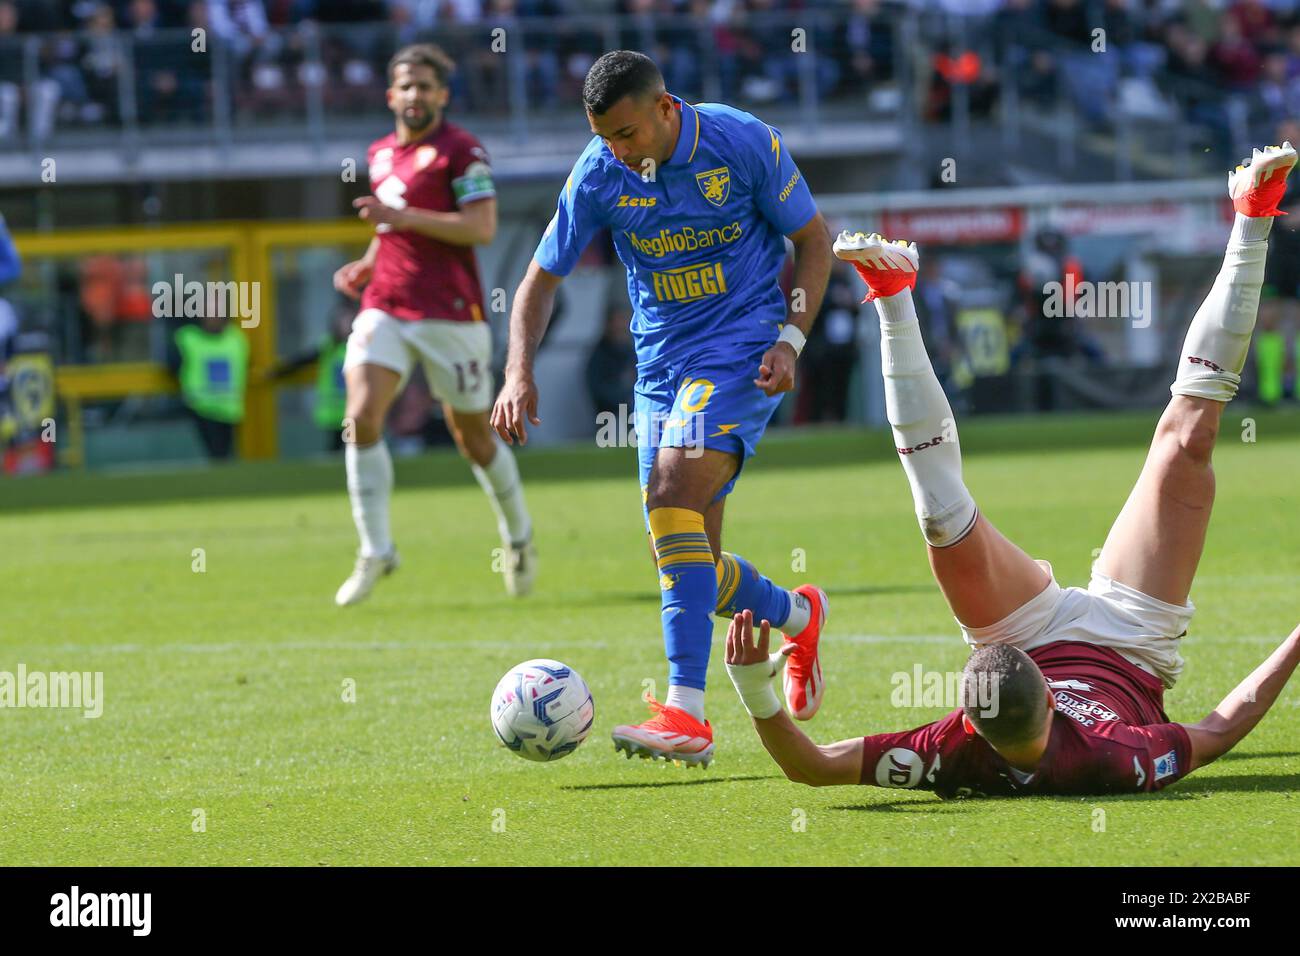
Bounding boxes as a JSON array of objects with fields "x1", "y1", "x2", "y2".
[{"x1": 2, "y1": 410, "x2": 1299, "y2": 866}]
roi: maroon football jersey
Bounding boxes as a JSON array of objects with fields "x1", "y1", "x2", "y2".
[
  {"x1": 859, "y1": 641, "x2": 1193, "y2": 797},
  {"x1": 361, "y1": 120, "x2": 494, "y2": 322}
]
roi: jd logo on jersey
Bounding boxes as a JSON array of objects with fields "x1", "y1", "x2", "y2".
[{"x1": 696, "y1": 166, "x2": 730, "y2": 207}]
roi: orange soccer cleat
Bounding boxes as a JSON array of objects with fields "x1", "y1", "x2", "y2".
[
  {"x1": 611, "y1": 698, "x2": 714, "y2": 768},
  {"x1": 782, "y1": 585, "x2": 828, "y2": 721},
  {"x1": 1229, "y1": 143, "x2": 1298, "y2": 218},
  {"x1": 832, "y1": 231, "x2": 921, "y2": 302}
]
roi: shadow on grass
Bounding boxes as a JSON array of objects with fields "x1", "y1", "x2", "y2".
[
  {"x1": 1215, "y1": 750, "x2": 1300, "y2": 763},
  {"x1": 563, "y1": 774, "x2": 779, "y2": 791},
  {"x1": 823, "y1": 584, "x2": 938, "y2": 599},
  {"x1": 829, "y1": 801, "x2": 973, "y2": 812},
  {"x1": 1170, "y1": 773, "x2": 1300, "y2": 794},
  {"x1": 827, "y1": 765, "x2": 1300, "y2": 807}
]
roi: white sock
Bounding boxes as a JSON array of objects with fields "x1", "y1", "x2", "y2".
[
  {"x1": 345, "y1": 440, "x2": 394, "y2": 558},
  {"x1": 876, "y1": 288, "x2": 978, "y2": 548},
  {"x1": 471, "y1": 437, "x2": 532, "y2": 548},
  {"x1": 782, "y1": 590, "x2": 812, "y2": 635},
  {"x1": 1170, "y1": 212, "x2": 1272, "y2": 403},
  {"x1": 666, "y1": 684, "x2": 705, "y2": 721}
]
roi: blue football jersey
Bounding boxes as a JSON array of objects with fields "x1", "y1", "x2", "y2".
[{"x1": 534, "y1": 95, "x2": 818, "y2": 374}]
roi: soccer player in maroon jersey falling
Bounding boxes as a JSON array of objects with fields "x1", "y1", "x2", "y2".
[
  {"x1": 723, "y1": 144, "x2": 1300, "y2": 795},
  {"x1": 332, "y1": 45, "x2": 535, "y2": 606}
]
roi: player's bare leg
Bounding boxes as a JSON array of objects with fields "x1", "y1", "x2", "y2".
[
  {"x1": 1096, "y1": 143, "x2": 1297, "y2": 606},
  {"x1": 835, "y1": 232, "x2": 1050, "y2": 628},
  {"x1": 926, "y1": 515, "x2": 1052, "y2": 627},
  {"x1": 444, "y1": 404, "x2": 536, "y2": 597},
  {"x1": 337, "y1": 362, "x2": 403, "y2": 606}
]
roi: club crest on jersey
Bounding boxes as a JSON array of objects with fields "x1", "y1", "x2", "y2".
[
  {"x1": 696, "y1": 166, "x2": 730, "y2": 207},
  {"x1": 415, "y1": 145, "x2": 438, "y2": 171}
]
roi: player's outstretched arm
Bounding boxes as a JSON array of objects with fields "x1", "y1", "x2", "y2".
[
  {"x1": 1182, "y1": 623, "x2": 1300, "y2": 772},
  {"x1": 725, "y1": 610, "x2": 862, "y2": 786},
  {"x1": 491, "y1": 260, "x2": 563, "y2": 445}
]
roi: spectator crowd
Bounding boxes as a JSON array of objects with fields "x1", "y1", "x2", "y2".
[{"x1": 4, "y1": 1, "x2": 1300, "y2": 144}]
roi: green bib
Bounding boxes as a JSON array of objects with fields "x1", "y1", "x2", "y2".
[
  {"x1": 174, "y1": 324, "x2": 249, "y2": 424},
  {"x1": 315, "y1": 337, "x2": 349, "y2": 430}
]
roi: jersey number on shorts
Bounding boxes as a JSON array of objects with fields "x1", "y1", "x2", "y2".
[
  {"x1": 678, "y1": 378, "x2": 714, "y2": 413},
  {"x1": 454, "y1": 360, "x2": 483, "y2": 394}
]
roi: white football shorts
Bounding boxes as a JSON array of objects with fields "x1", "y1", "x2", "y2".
[
  {"x1": 958, "y1": 561, "x2": 1194, "y2": 689},
  {"x1": 344, "y1": 308, "x2": 494, "y2": 413}
]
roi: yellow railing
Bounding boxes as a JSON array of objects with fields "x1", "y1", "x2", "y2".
[{"x1": 13, "y1": 220, "x2": 372, "y2": 465}]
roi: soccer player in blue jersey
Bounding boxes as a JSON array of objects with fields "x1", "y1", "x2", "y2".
[{"x1": 491, "y1": 51, "x2": 834, "y2": 767}]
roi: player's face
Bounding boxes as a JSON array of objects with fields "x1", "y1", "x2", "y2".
[
  {"x1": 387, "y1": 63, "x2": 448, "y2": 134},
  {"x1": 588, "y1": 92, "x2": 674, "y2": 174}
]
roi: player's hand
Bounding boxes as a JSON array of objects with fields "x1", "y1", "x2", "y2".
[
  {"x1": 332, "y1": 259, "x2": 372, "y2": 300},
  {"x1": 725, "y1": 609, "x2": 795, "y2": 669},
  {"x1": 755, "y1": 341, "x2": 797, "y2": 396},
  {"x1": 352, "y1": 196, "x2": 404, "y2": 228},
  {"x1": 492, "y1": 370, "x2": 541, "y2": 445}
]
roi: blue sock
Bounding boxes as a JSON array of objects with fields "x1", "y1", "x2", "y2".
[
  {"x1": 649, "y1": 507, "x2": 717, "y2": 692},
  {"x1": 715, "y1": 551, "x2": 792, "y2": 630}
]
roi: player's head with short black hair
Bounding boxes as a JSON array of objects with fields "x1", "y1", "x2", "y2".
[
  {"x1": 961, "y1": 644, "x2": 1052, "y2": 750},
  {"x1": 386, "y1": 44, "x2": 454, "y2": 136},
  {"x1": 582, "y1": 52, "x2": 679, "y2": 172},
  {"x1": 582, "y1": 50, "x2": 664, "y2": 116},
  {"x1": 388, "y1": 43, "x2": 455, "y2": 88}
]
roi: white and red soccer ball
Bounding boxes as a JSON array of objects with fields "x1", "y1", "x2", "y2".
[{"x1": 491, "y1": 659, "x2": 595, "y2": 762}]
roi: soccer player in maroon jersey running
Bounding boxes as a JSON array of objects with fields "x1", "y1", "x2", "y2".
[
  {"x1": 331, "y1": 44, "x2": 535, "y2": 606},
  {"x1": 724, "y1": 144, "x2": 1300, "y2": 795}
]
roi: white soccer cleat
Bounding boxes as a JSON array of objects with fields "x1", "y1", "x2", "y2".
[
  {"x1": 334, "y1": 550, "x2": 400, "y2": 606},
  {"x1": 1229, "y1": 142, "x2": 1298, "y2": 217},
  {"x1": 502, "y1": 540, "x2": 537, "y2": 598},
  {"x1": 832, "y1": 231, "x2": 920, "y2": 301}
]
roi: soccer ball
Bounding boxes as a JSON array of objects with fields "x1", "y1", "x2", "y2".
[{"x1": 491, "y1": 659, "x2": 595, "y2": 762}]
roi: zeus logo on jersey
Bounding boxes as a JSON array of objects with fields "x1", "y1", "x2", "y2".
[
  {"x1": 651, "y1": 261, "x2": 728, "y2": 303},
  {"x1": 617, "y1": 195, "x2": 657, "y2": 207},
  {"x1": 625, "y1": 222, "x2": 743, "y2": 258}
]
